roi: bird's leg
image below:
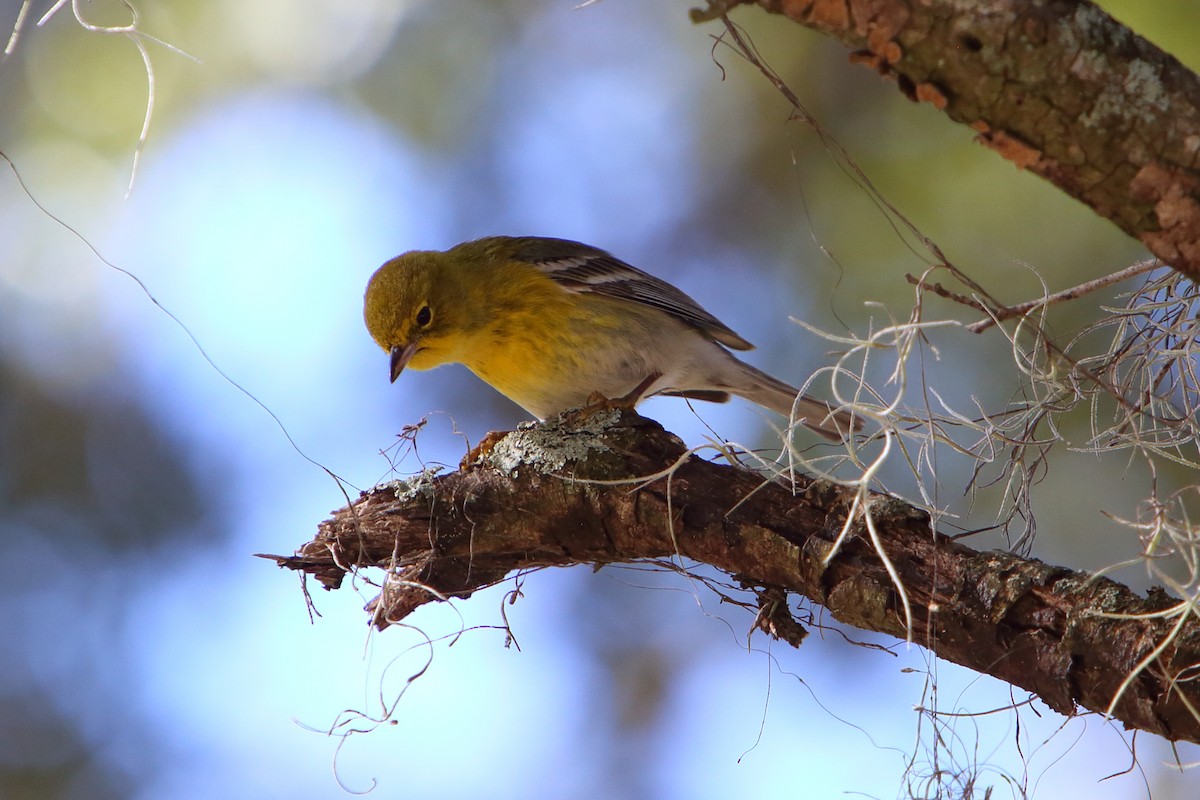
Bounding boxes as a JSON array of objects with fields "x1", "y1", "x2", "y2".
[
  {"x1": 582, "y1": 371, "x2": 662, "y2": 412},
  {"x1": 616, "y1": 371, "x2": 662, "y2": 407},
  {"x1": 461, "y1": 429, "x2": 510, "y2": 468},
  {"x1": 570, "y1": 372, "x2": 664, "y2": 425}
]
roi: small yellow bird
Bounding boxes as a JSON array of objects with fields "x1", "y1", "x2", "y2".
[{"x1": 363, "y1": 236, "x2": 859, "y2": 439}]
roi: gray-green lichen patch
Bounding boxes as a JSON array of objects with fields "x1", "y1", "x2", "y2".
[
  {"x1": 1124, "y1": 58, "x2": 1168, "y2": 113},
  {"x1": 866, "y1": 492, "x2": 930, "y2": 523},
  {"x1": 488, "y1": 407, "x2": 621, "y2": 475},
  {"x1": 369, "y1": 466, "x2": 443, "y2": 503}
]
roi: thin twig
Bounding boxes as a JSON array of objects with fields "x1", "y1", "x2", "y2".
[
  {"x1": 905, "y1": 272, "x2": 992, "y2": 315},
  {"x1": 967, "y1": 259, "x2": 1161, "y2": 333}
]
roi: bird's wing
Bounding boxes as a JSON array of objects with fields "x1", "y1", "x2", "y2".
[{"x1": 509, "y1": 237, "x2": 754, "y2": 351}]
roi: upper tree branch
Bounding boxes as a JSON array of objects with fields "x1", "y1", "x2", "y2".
[
  {"x1": 269, "y1": 410, "x2": 1200, "y2": 744},
  {"x1": 739, "y1": 0, "x2": 1200, "y2": 277}
]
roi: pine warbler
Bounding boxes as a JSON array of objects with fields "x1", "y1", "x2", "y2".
[{"x1": 363, "y1": 236, "x2": 859, "y2": 439}]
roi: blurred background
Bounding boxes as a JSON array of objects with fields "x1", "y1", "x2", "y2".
[{"x1": 1, "y1": 0, "x2": 1198, "y2": 797}]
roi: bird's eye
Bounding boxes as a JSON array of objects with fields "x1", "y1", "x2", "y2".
[{"x1": 416, "y1": 305, "x2": 432, "y2": 327}]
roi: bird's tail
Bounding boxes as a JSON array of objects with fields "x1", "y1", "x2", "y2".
[{"x1": 733, "y1": 362, "x2": 862, "y2": 441}]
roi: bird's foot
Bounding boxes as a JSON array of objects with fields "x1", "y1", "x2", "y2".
[
  {"x1": 572, "y1": 372, "x2": 662, "y2": 419},
  {"x1": 461, "y1": 429, "x2": 510, "y2": 468}
]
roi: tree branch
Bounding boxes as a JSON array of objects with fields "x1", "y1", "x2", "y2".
[
  {"x1": 268, "y1": 410, "x2": 1200, "y2": 745},
  {"x1": 739, "y1": 0, "x2": 1200, "y2": 278}
]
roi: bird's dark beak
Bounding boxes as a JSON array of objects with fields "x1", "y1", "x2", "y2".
[{"x1": 389, "y1": 342, "x2": 419, "y2": 383}]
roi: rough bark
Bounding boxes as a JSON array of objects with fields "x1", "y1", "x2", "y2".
[
  {"x1": 721, "y1": 0, "x2": 1200, "y2": 278},
  {"x1": 267, "y1": 409, "x2": 1200, "y2": 745}
]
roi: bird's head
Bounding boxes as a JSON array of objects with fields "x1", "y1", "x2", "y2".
[{"x1": 363, "y1": 251, "x2": 463, "y2": 382}]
